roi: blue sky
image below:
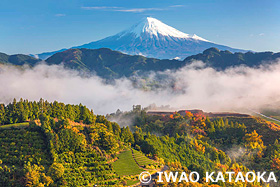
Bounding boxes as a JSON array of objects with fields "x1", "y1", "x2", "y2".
[{"x1": 0, "y1": 0, "x2": 279, "y2": 54}]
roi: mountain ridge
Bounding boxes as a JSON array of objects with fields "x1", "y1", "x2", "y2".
[
  {"x1": 0, "y1": 52, "x2": 41, "y2": 66},
  {"x1": 45, "y1": 47, "x2": 280, "y2": 79},
  {"x1": 2, "y1": 47, "x2": 279, "y2": 79}
]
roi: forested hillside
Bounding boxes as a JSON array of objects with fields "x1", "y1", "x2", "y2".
[
  {"x1": 109, "y1": 108, "x2": 280, "y2": 186},
  {"x1": 0, "y1": 99, "x2": 158, "y2": 186},
  {"x1": 0, "y1": 99, "x2": 279, "y2": 186}
]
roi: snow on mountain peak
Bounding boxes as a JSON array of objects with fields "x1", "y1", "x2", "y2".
[
  {"x1": 36, "y1": 16, "x2": 246, "y2": 60},
  {"x1": 120, "y1": 17, "x2": 208, "y2": 41}
]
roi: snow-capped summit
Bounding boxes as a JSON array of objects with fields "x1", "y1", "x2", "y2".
[
  {"x1": 119, "y1": 17, "x2": 208, "y2": 41},
  {"x1": 35, "y1": 17, "x2": 246, "y2": 60}
]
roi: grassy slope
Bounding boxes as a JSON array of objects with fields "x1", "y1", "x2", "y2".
[
  {"x1": 111, "y1": 148, "x2": 158, "y2": 186},
  {"x1": 0, "y1": 122, "x2": 29, "y2": 129},
  {"x1": 112, "y1": 149, "x2": 143, "y2": 176},
  {"x1": 132, "y1": 149, "x2": 155, "y2": 167}
]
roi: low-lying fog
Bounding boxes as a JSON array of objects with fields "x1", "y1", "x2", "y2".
[{"x1": 0, "y1": 60, "x2": 280, "y2": 114}]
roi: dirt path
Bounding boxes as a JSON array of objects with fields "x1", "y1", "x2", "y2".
[
  {"x1": 250, "y1": 110, "x2": 280, "y2": 123},
  {"x1": 138, "y1": 165, "x2": 169, "y2": 186}
]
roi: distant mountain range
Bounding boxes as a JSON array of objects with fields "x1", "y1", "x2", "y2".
[
  {"x1": 45, "y1": 48, "x2": 280, "y2": 78},
  {"x1": 184, "y1": 48, "x2": 280, "y2": 69},
  {"x1": 34, "y1": 17, "x2": 247, "y2": 60},
  {"x1": 0, "y1": 52, "x2": 41, "y2": 66},
  {"x1": 1, "y1": 48, "x2": 278, "y2": 79}
]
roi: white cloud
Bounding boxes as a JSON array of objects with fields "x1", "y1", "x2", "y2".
[
  {"x1": 1, "y1": 60, "x2": 280, "y2": 115},
  {"x1": 81, "y1": 6, "x2": 122, "y2": 10},
  {"x1": 55, "y1": 14, "x2": 66, "y2": 17},
  {"x1": 259, "y1": 33, "x2": 265, "y2": 36},
  {"x1": 115, "y1": 8, "x2": 164, "y2": 13},
  {"x1": 81, "y1": 5, "x2": 184, "y2": 13},
  {"x1": 169, "y1": 5, "x2": 185, "y2": 8}
]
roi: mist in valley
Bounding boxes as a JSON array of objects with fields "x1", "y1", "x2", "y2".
[{"x1": 0, "y1": 60, "x2": 280, "y2": 115}]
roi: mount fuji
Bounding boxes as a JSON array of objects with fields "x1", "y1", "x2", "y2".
[{"x1": 35, "y1": 17, "x2": 246, "y2": 60}]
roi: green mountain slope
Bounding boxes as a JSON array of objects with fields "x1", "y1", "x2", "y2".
[
  {"x1": 45, "y1": 48, "x2": 179, "y2": 79},
  {"x1": 45, "y1": 47, "x2": 280, "y2": 78}
]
